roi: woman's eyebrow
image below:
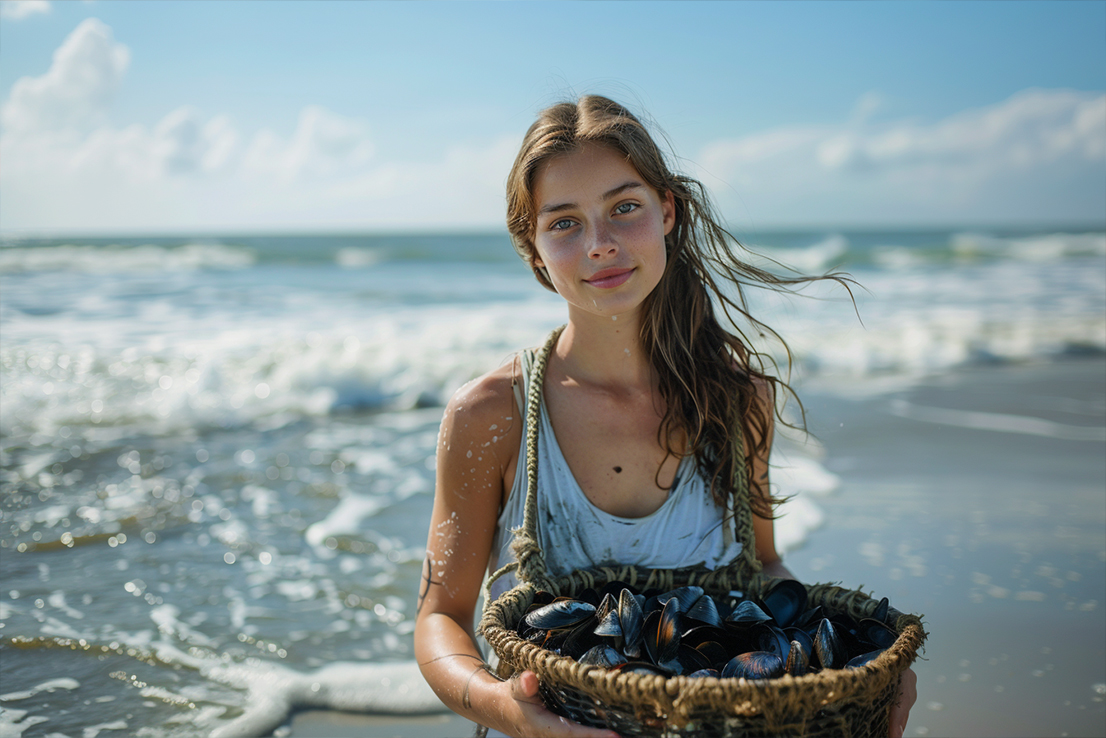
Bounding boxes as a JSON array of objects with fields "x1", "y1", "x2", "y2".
[{"x1": 538, "y1": 181, "x2": 644, "y2": 215}]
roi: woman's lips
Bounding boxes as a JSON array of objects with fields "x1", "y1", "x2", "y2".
[{"x1": 585, "y1": 267, "x2": 634, "y2": 289}]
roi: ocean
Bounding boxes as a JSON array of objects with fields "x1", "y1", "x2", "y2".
[{"x1": 1, "y1": 228, "x2": 1104, "y2": 737}]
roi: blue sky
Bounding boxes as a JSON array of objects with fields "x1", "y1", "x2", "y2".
[{"x1": 1, "y1": 0, "x2": 1103, "y2": 234}]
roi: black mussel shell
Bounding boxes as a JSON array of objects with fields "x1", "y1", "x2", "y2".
[
  {"x1": 685, "y1": 594, "x2": 723, "y2": 628},
  {"x1": 594, "y1": 607, "x2": 623, "y2": 638},
  {"x1": 857, "y1": 618, "x2": 898, "y2": 650},
  {"x1": 760, "y1": 579, "x2": 808, "y2": 629},
  {"x1": 721, "y1": 651, "x2": 785, "y2": 680},
  {"x1": 813, "y1": 618, "x2": 847, "y2": 670},
  {"x1": 594, "y1": 592, "x2": 617, "y2": 623},
  {"x1": 524, "y1": 599, "x2": 596, "y2": 631},
  {"x1": 784, "y1": 626, "x2": 814, "y2": 659},
  {"x1": 784, "y1": 639, "x2": 810, "y2": 677},
  {"x1": 845, "y1": 648, "x2": 886, "y2": 669},
  {"x1": 756, "y1": 624, "x2": 791, "y2": 660},
  {"x1": 885, "y1": 604, "x2": 906, "y2": 625},
  {"x1": 872, "y1": 596, "x2": 890, "y2": 623},
  {"x1": 561, "y1": 618, "x2": 601, "y2": 660},
  {"x1": 726, "y1": 600, "x2": 773, "y2": 626},
  {"x1": 688, "y1": 668, "x2": 721, "y2": 679},
  {"x1": 795, "y1": 605, "x2": 825, "y2": 632},
  {"x1": 644, "y1": 597, "x2": 681, "y2": 666},
  {"x1": 619, "y1": 588, "x2": 644, "y2": 659},
  {"x1": 656, "y1": 586, "x2": 704, "y2": 614},
  {"x1": 579, "y1": 644, "x2": 628, "y2": 669},
  {"x1": 829, "y1": 614, "x2": 868, "y2": 658}
]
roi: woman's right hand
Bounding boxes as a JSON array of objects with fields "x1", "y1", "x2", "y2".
[{"x1": 499, "y1": 670, "x2": 620, "y2": 738}]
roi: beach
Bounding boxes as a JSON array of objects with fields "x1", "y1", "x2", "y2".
[{"x1": 1, "y1": 229, "x2": 1103, "y2": 737}]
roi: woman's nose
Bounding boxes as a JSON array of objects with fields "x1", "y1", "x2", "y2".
[{"x1": 587, "y1": 222, "x2": 618, "y2": 259}]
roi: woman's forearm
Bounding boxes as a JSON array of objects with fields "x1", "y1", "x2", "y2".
[{"x1": 415, "y1": 611, "x2": 507, "y2": 726}]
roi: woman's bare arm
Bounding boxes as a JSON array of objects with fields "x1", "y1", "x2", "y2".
[
  {"x1": 414, "y1": 364, "x2": 617, "y2": 738},
  {"x1": 744, "y1": 377, "x2": 795, "y2": 580}
]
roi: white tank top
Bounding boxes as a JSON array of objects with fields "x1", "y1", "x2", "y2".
[{"x1": 486, "y1": 348, "x2": 743, "y2": 602}]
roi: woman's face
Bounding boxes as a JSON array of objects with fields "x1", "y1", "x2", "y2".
[{"x1": 531, "y1": 143, "x2": 675, "y2": 322}]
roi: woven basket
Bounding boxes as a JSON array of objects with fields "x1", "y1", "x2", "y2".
[{"x1": 479, "y1": 327, "x2": 926, "y2": 737}]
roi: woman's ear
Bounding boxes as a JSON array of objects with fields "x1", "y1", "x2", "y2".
[
  {"x1": 533, "y1": 255, "x2": 544, "y2": 268},
  {"x1": 662, "y1": 190, "x2": 676, "y2": 236}
]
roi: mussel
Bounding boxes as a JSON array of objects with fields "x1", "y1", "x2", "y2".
[
  {"x1": 784, "y1": 640, "x2": 810, "y2": 677},
  {"x1": 813, "y1": 618, "x2": 847, "y2": 670},
  {"x1": 722, "y1": 651, "x2": 785, "y2": 680},
  {"x1": 643, "y1": 597, "x2": 682, "y2": 668},
  {"x1": 726, "y1": 600, "x2": 773, "y2": 626},
  {"x1": 525, "y1": 598, "x2": 596, "y2": 631},
  {"x1": 845, "y1": 649, "x2": 886, "y2": 669},
  {"x1": 760, "y1": 579, "x2": 808, "y2": 629}
]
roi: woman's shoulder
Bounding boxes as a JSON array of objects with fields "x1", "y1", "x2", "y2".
[{"x1": 440, "y1": 353, "x2": 524, "y2": 446}]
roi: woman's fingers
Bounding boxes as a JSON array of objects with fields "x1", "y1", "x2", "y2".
[
  {"x1": 509, "y1": 670, "x2": 543, "y2": 704},
  {"x1": 508, "y1": 671, "x2": 620, "y2": 737},
  {"x1": 889, "y1": 668, "x2": 918, "y2": 738}
]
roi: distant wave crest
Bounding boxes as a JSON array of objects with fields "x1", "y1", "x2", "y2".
[{"x1": 0, "y1": 242, "x2": 256, "y2": 273}]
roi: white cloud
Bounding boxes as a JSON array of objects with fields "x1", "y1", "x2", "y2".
[
  {"x1": 241, "y1": 106, "x2": 374, "y2": 182},
  {"x1": 820, "y1": 89, "x2": 1104, "y2": 173},
  {"x1": 0, "y1": 16, "x2": 512, "y2": 233},
  {"x1": 696, "y1": 89, "x2": 1106, "y2": 225},
  {"x1": 1, "y1": 18, "x2": 129, "y2": 133},
  {"x1": 0, "y1": 20, "x2": 515, "y2": 232},
  {"x1": 0, "y1": 0, "x2": 51, "y2": 20}
]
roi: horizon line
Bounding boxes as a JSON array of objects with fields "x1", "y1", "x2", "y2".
[{"x1": 3, "y1": 220, "x2": 1104, "y2": 241}]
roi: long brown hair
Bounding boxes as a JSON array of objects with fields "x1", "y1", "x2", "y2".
[{"x1": 506, "y1": 95, "x2": 848, "y2": 518}]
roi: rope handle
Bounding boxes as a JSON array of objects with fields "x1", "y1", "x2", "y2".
[{"x1": 485, "y1": 326, "x2": 762, "y2": 602}]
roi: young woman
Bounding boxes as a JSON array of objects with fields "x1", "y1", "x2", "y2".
[{"x1": 414, "y1": 95, "x2": 916, "y2": 738}]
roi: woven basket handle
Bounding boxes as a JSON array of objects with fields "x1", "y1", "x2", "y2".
[
  {"x1": 484, "y1": 327, "x2": 562, "y2": 598},
  {"x1": 485, "y1": 326, "x2": 763, "y2": 600}
]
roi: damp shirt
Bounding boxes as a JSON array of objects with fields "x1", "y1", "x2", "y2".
[{"x1": 485, "y1": 348, "x2": 744, "y2": 603}]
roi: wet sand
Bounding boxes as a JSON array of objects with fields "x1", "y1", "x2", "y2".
[
  {"x1": 792, "y1": 357, "x2": 1106, "y2": 737},
  {"x1": 289, "y1": 357, "x2": 1106, "y2": 738},
  {"x1": 289, "y1": 709, "x2": 476, "y2": 737}
]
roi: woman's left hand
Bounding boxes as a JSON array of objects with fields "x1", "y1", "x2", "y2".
[{"x1": 889, "y1": 667, "x2": 917, "y2": 738}]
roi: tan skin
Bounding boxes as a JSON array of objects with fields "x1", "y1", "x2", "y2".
[{"x1": 414, "y1": 144, "x2": 915, "y2": 737}]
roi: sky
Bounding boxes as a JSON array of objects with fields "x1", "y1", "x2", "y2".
[{"x1": 0, "y1": 0, "x2": 1103, "y2": 235}]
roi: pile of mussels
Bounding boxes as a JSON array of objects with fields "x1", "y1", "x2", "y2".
[{"x1": 517, "y1": 580, "x2": 899, "y2": 680}]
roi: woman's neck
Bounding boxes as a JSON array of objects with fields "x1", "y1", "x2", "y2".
[{"x1": 554, "y1": 309, "x2": 654, "y2": 393}]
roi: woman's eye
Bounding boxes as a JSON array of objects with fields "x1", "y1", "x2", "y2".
[{"x1": 614, "y1": 202, "x2": 639, "y2": 215}]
